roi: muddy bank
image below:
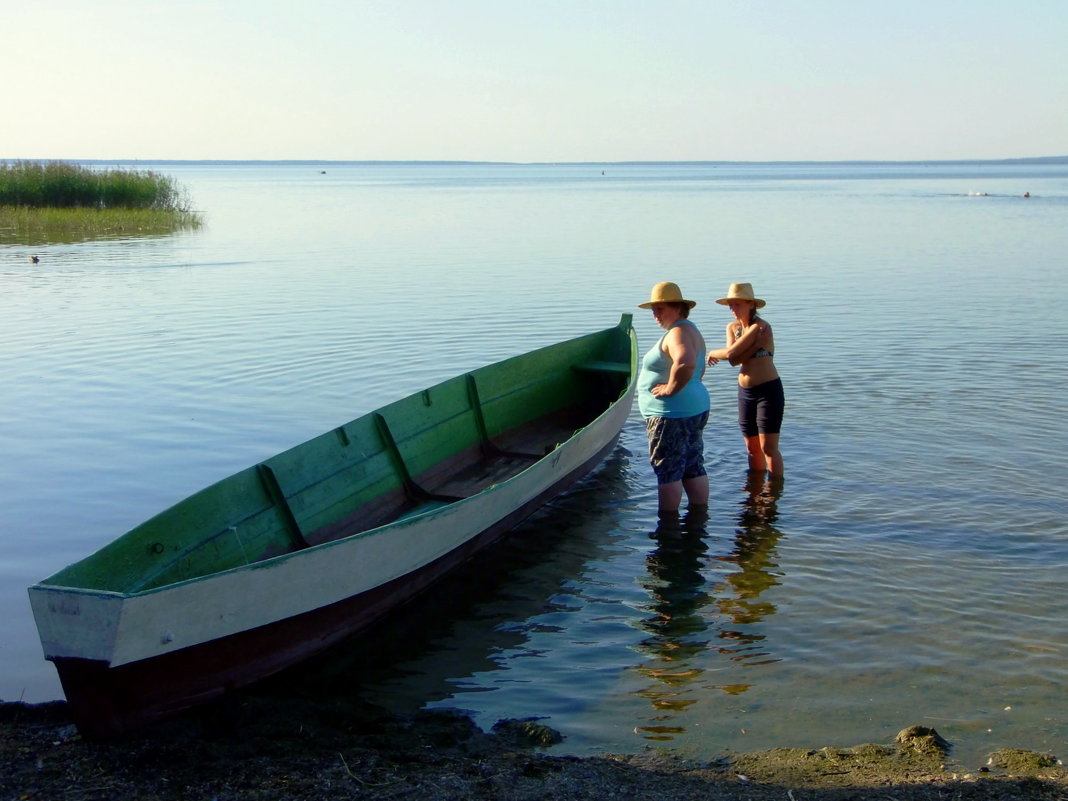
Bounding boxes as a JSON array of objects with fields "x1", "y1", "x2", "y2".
[{"x1": 2, "y1": 698, "x2": 1064, "y2": 801}]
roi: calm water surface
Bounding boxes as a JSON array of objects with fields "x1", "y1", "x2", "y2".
[{"x1": 2, "y1": 161, "x2": 1066, "y2": 765}]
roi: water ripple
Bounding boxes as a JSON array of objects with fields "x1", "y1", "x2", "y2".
[{"x1": 4, "y1": 162, "x2": 1068, "y2": 764}]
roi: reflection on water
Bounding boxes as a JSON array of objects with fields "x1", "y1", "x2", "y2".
[
  {"x1": 4, "y1": 162, "x2": 1068, "y2": 758},
  {"x1": 715, "y1": 472, "x2": 786, "y2": 667},
  {"x1": 0, "y1": 208, "x2": 201, "y2": 248},
  {"x1": 0, "y1": 227, "x2": 193, "y2": 248},
  {"x1": 633, "y1": 473, "x2": 785, "y2": 741},
  {"x1": 633, "y1": 507, "x2": 713, "y2": 740},
  {"x1": 247, "y1": 445, "x2": 641, "y2": 716}
]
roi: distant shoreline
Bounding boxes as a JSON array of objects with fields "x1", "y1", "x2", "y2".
[{"x1": 3, "y1": 156, "x2": 1067, "y2": 167}]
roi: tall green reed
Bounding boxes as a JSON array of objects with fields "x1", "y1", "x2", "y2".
[{"x1": 0, "y1": 161, "x2": 191, "y2": 211}]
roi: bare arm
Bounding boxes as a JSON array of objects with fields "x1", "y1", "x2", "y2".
[
  {"x1": 650, "y1": 327, "x2": 700, "y2": 397},
  {"x1": 707, "y1": 321, "x2": 767, "y2": 365}
]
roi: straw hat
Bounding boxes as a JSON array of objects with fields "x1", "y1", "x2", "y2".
[
  {"x1": 716, "y1": 282, "x2": 765, "y2": 308},
  {"x1": 638, "y1": 281, "x2": 697, "y2": 309}
]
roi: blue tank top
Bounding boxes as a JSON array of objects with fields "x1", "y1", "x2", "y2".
[{"x1": 638, "y1": 320, "x2": 710, "y2": 419}]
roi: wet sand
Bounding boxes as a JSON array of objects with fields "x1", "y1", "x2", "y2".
[{"x1": 3, "y1": 696, "x2": 1064, "y2": 801}]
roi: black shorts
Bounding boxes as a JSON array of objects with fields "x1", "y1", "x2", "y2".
[
  {"x1": 646, "y1": 411, "x2": 709, "y2": 484},
  {"x1": 738, "y1": 378, "x2": 785, "y2": 437}
]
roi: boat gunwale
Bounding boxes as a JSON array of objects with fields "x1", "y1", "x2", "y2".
[
  {"x1": 30, "y1": 317, "x2": 637, "y2": 602},
  {"x1": 32, "y1": 407, "x2": 610, "y2": 602}
]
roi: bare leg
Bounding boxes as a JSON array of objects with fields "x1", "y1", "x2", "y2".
[
  {"x1": 657, "y1": 480, "x2": 684, "y2": 512},
  {"x1": 759, "y1": 432, "x2": 783, "y2": 476},
  {"x1": 682, "y1": 474, "x2": 709, "y2": 508},
  {"x1": 744, "y1": 435, "x2": 766, "y2": 471}
]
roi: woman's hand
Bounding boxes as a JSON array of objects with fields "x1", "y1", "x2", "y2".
[
  {"x1": 707, "y1": 355, "x2": 720, "y2": 366},
  {"x1": 650, "y1": 383, "x2": 672, "y2": 397}
]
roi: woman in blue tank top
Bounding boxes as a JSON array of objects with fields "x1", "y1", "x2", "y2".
[{"x1": 637, "y1": 282, "x2": 710, "y2": 513}]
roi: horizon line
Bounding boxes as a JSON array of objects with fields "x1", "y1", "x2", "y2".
[{"x1": 3, "y1": 156, "x2": 1067, "y2": 166}]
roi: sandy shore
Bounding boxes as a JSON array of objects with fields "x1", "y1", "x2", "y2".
[{"x1": 2, "y1": 694, "x2": 1065, "y2": 801}]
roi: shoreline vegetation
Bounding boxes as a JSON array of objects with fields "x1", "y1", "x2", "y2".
[
  {"x1": 0, "y1": 160, "x2": 201, "y2": 244},
  {"x1": 1, "y1": 697, "x2": 1064, "y2": 801}
]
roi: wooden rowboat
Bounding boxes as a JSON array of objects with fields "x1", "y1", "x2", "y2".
[{"x1": 29, "y1": 315, "x2": 636, "y2": 737}]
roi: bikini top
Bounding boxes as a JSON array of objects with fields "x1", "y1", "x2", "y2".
[{"x1": 736, "y1": 323, "x2": 773, "y2": 358}]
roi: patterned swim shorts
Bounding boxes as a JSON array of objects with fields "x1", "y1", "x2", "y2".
[{"x1": 645, "y1": 410, "x2": 709, "y2": 485}]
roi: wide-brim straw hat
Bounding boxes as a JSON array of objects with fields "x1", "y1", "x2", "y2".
[
  {"x1": 716, "y1": 282, "x2": 766, "y2": 308},
  {"x1": 638, "y1": 281, "x2": 697, "y2": 309}
]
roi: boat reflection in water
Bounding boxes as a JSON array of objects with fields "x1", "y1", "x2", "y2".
[{"x1": 632, "y1": 472, "x2": 785, "y2": 741}]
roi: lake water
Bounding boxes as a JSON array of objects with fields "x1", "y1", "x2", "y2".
[{"x1": 2, "y1": 160, "x2": 1067, "y2": 765}]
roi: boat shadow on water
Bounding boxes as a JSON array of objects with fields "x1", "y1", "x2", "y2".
[{"x1": 236, "y1": 443, "x2": 641, "y2": 713}]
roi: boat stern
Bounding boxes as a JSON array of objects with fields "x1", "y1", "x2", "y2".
[{"x1": 28, "y1": 584, "x2": 125, "y2": 663}]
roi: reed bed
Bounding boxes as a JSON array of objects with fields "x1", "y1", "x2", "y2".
[
  {"x1": 0, "y1": 160, "x2": 201, "y2": 243},
  {"x1": 0, "y1": 160, "x2": 193, "y2": 210}
]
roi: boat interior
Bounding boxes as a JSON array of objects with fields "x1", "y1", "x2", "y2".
[
  {"x1": 42, "y1": 324, "x2": 635, "y2": 595},
  {"x1": 305, "y1": 360, "x2": 633, "y2": 545}
]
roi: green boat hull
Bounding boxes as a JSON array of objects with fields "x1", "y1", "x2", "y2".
[{"x1": 29, "y1": 315, "x2": 637, "y2": 737}]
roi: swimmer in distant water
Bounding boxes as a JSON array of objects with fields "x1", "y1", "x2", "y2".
[{"x1": 1024, "y1": 192, "x2": 1031, "y2": 198}]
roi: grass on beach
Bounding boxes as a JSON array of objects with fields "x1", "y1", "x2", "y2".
[{"x1": 0, "y1": 160, "x2": 202, "y2": 244}]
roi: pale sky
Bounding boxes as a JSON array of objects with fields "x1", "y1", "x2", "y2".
[{"x1": 5, "y1": 0, "x2": 1066, "y2": 162}]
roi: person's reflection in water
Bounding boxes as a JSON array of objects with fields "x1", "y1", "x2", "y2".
[
  {"x1": 632, "y1": 474, "x2": 786, "y2": 742},
  {"x1": 716, "y1": 472, "x2": 785, "y2": 665},
  {"x1": 633, "y1": 506, "x2": 712, "y2": 740}
]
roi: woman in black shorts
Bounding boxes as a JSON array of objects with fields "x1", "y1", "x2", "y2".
[{"x1": 706, "y1": 283, "x2": 784, "y2": 476}]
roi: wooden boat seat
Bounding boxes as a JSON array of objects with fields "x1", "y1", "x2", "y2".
[{"x1": 430, "y1": 451, "x2": 542, "y2": 498}]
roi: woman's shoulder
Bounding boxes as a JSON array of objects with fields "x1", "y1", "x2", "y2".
[
  {"x1": 666, "y1": 320, "x2": 702, "y2": 346},
  {"x1": 670, "y1": 319, "x2": 701, "y2": 333}
]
